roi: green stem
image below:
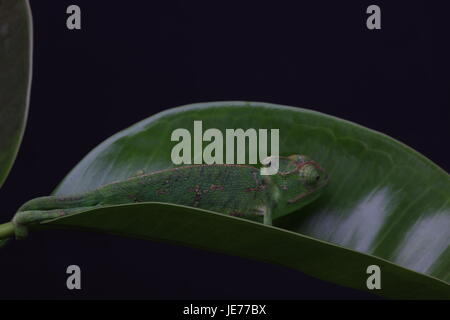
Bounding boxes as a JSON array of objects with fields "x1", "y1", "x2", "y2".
[{"x1": 0, "y1": 222, "x2": 14, "y2": 239}]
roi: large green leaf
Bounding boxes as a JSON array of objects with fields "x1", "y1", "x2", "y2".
[
  {"x1": 0, "y1": 0, "x2": 32, "y2": 188},
  {"x1": 32, "y1": 102, "x2": 450, "y2": 298},
  {"x1": 36, "y1": 203, "x2": 449, "y2": 299}
]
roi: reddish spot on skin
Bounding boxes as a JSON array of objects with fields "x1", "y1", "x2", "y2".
[
  {"x1": 127, "y1": 194, "x2": 139, "y2": 202},
  {"x1": 210, "y1": 184, "x2": 224, "y2": 191},
  {"x1": 245, "y1": 185, "x2": 266, "y2": 193},
  {"x1": 127, "y1": 194, "x2": 140, "y2": 202},
  {"x1": 251, "y1": 207, "x2": 265, "y2": 216},
  {"x1": 156, "y1": 189, "x2": 168, "y2": 195},
  {"x1": 230, "y1": 211, "x2": 244, "y2": 217},
  {"x1": 188, "y1": 185, "x2": 203, "y2": 207},
  {"x1": 188, "y1": 185, "x2": 202, "y2": 194},
  {"x1": 58, "y1": 195, "x2": 83, "y2": 203}
]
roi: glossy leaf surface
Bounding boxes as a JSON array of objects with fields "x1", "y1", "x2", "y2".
[{"x1": 48, "y1": 102, "x2": 449, "y2": 297}]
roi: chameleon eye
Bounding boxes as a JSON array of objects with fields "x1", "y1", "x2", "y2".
[{"x1": 298, "y1": 164, "x2": 321, "y2": 185}]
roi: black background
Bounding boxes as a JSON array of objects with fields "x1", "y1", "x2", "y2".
[{"x1": 0, "y1": 0, "x2": 448, "y2": 299}]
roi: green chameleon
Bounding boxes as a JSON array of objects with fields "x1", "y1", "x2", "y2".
[{"x1": 1, "y1": 154, "x2": 328, "y2": 242}]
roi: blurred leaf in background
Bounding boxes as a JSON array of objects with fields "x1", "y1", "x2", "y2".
[{"x1": 0, "y1": 0, "x2": 32, "y2": 188}]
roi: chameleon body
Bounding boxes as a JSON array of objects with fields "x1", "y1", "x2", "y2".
[{"x1": 12, "y1": 155, "x2": 328, "y2": 239}]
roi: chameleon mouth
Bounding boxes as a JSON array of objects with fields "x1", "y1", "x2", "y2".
[{"x1": 287, "y1": 161, "x2": 329, "y2": 204}]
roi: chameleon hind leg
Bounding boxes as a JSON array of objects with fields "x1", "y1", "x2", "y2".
[{"x1": 12, "y1": 206, "x2": 97, "y2": 239}]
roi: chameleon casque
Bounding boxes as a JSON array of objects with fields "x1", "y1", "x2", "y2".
[{"x1": 10, "y1": 154, "x2": 328, "y2": 240}]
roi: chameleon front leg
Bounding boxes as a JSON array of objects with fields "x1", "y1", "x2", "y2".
[{"x1": 263, "y1": 207, "x2": 273, "y2": 226}]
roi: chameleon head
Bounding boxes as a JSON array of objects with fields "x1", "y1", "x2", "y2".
[
  {"x1": 266, "y1": 154, "x2": 329, "y2": 218},
  {"x1": 286, "y1": 155, "x2": 328, "y2": 188}
]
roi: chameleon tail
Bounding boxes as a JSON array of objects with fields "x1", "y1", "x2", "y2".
[
  {"x1": 12, "y1": 206, "x2": 97, "y2": 240},
  {"x1": 0, "y1": 222, "x2": 15, "y2": 247},
  {"x1": 18, "y1": 192, "x2": 100, "y2": 212},
  {"x1": 11, "y1": 209, "x2": 62, "y2": 240}
]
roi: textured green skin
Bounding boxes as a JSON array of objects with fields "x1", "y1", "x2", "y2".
[{"x1": 12, "y1": 155, "x2": 327, "y2": 238}]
